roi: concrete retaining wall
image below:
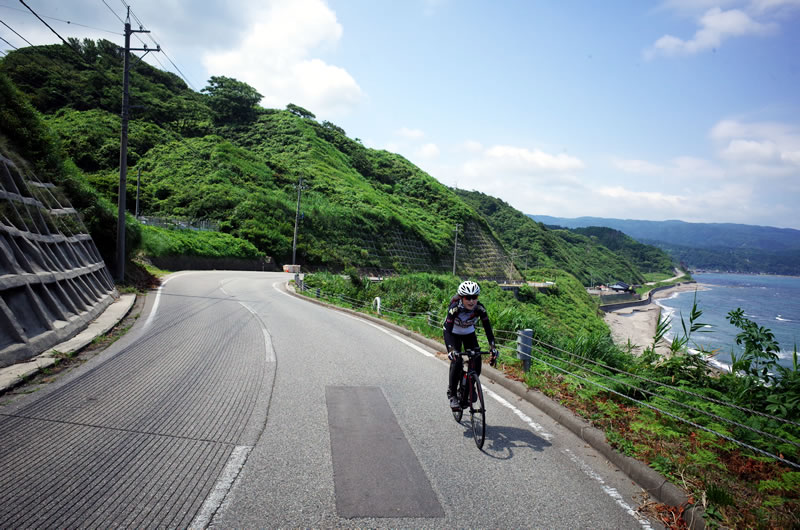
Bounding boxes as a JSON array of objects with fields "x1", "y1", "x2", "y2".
[{"x1": 0, "y1": 154, "x2": 116, "y2": 369}]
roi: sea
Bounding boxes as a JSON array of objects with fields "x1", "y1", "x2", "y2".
[{"x1": 656, "y1": 273, "x2": 800, "y2": 372}]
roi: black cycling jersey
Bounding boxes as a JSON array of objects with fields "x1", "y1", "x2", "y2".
[{"x1": 442, "y1": 297, "x2": 495, "y2": 351}]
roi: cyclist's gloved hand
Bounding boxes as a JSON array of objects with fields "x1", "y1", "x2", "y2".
[
  {"x1": 489, "y1": 347, "x2": 499, "y2": 367},
  {"x1": 447, "y1": 349, "x2": 458, "y2": 361}
]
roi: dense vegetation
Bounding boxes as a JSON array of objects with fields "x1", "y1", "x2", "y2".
[
  {"x1": 454, "y1": 189, "x2": 663, "y2": 285},
  {"x1": 535, "y1": 215, "x2": 800, "y2": 275},
  {"x1": 140, "y1": 225, "x2": 263, "y2": 259},
  {"x1": 568, "y1": 226, "x2": 674, "y2": 276},
  {"x1": 0, "y1": 70, "x2": 140, "y2": 265}
]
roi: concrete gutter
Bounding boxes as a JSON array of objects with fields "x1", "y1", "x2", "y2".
[
  {"x1": 287, "y1": 283, "x2": 705, "y2": 529},
  {"x1": 0, "y1": 294, "x2": 136, "y2": 394}
]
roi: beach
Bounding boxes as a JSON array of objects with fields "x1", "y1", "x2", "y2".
[{"x1": 603, "y1": 283, "x2": 708, "y2": 355}]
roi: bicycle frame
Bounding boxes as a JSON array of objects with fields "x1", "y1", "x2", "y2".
[{"x1": 451, "y1": 350, "x2": 488, "y2": 449}]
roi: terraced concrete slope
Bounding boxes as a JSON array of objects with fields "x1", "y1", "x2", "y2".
[{"x1": 0, "y1": 151, "x2": 115, "y2": 368}]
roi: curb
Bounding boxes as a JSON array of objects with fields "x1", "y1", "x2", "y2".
[
  {"x1": 0, "y1": 294, "x2": 137, "y2": 394},
  {"x1": 286, "y1": 283, "x2": 705, "y2": 529}
]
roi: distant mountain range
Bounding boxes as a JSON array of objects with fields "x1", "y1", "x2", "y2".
[{"x1": 530, "y1": 216, "x2": 800, "y2": 275}]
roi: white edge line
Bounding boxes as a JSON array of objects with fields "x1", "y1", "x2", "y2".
[
  {"x1": 238, "y1": 302, "x2": 275, "y2": 363},
  {"x1": 190, "y1": 445, "x2": 252, "y2": 529},
  {"x1": 143, "y1": 272, "x2": 186, "y2": 330},
  {"x1": 563, "y1": 448, "x2": 654, "y2": 530},
  {"x1": 340, "y1": 312, "x2": 435, "y2": 357},
  {"x1": 485, "y1": 388, "x2": 553, "y2": 441}
]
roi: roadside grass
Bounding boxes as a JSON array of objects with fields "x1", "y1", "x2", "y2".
[{"x1": 298, "y1": 272, "x2": 800, "y2": 529}]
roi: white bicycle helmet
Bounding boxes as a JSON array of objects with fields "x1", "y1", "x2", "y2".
[{"x1": 457, "y1": 280, "x2": 480, "y2": 297}]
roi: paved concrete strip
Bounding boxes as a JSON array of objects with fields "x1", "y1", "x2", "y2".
[{"x1": 326, "y1": 386, "x2": 444, "y2": 519}]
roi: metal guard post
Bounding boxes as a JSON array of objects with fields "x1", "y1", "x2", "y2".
[{"x1": 517, "y1": 328, "x2": 533, "y2": 372}]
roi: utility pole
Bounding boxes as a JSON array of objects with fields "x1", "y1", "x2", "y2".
[
  {"x1": 452, "y1": 223, "x2": 461, "y2": 275},
  {"x1": 292, "y1": 176, "x2": 307, "y2": 265},
  {"x1": 116, "y1": 7, "x2": 159, "y2": 282},
  {"x1": 135, "y1": 167, "x2": 141, "y2": 218}
]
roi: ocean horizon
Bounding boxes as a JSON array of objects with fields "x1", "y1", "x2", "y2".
[{"x1": 656, "y1": 272, "x2": 800, "y2": 372}]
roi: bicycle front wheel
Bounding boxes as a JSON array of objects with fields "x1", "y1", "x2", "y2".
[
  {"x1": 452, "y1": 384, "x2": 463, "y2": 423},
  {"x1": 470, "y1": 379, "x2": 486, "y2": 449}
]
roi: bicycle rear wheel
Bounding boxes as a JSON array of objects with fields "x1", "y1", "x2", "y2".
[{"x1": 470, "y1": 379, "x2": 486, "y2": 449}]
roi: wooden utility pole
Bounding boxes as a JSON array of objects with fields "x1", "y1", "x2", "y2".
[
  {"x1": 292, "y1": 177, "x2": 307, "y2": 265},
  {"x1": 452, "y1": 224, "x2": 461, "y2": 275},
  {"x1": 116, "y1": 7, "x2": 159, "y2": 281}
]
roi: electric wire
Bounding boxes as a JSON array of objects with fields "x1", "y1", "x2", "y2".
[
  {"x1": 0, "y1": 33, "x2": 16, "y2": 49},
  {"x1": 113, "y1": 0, "x2": 198, "y2": 90},
  {"x1": 523, "y1": 341, "x2": 800, "y2": 450},
  {"x1": 527, "y1": 342, "x2": 800, "y2": 470},
  {"x1": 531, "y1": 336, "x2": 800, "y2": 428},
  {"x1": 1, "y1": 18, "x2": 31, "y2": 45},
  {"x1": 0, "y1": 4, "x2": 119, "y2": 35},
  {"x1": 101, "y1": 0, "x2": 125, "y2": 24}
]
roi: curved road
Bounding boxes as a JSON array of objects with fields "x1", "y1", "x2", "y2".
[{"x1": 0, "y1": 271, "x2": 657, "y2": 528}]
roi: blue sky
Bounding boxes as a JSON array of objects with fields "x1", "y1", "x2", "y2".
[{"x1": 2, "y1": 0, "x2": 799, "y2": 228}]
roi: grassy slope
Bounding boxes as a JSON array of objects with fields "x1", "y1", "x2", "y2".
[{"x1": 455, "y1": 189, "x2": 646, "y2": 286}]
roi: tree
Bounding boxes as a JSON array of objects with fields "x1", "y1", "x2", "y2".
[
  {"x1": 201, "y1": 76, "x2": 263, "y2": 125},
  {"x1": 286, "y1": 103, "x2": 315, "y2": 119}
]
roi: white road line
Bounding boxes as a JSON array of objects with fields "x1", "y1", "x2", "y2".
[
  {"x1": 143, "y1": 272, "x2": 189, "y2": 330},
  {"x1": 272, "y1": 281, "x2": 295, "y2": 298},
  {"x1": 340, "y1": 312, "x2": 435, "y2": 357},
  {"x1": 485, "y1": 389, "x2": 553, "y2": 441},
  {"x1": 563, "y1": 449, "x2": 653, "y2": 530},
  {"x1": 189, "y1": 445, "x2": 252, "y2": 529},
  {"x1": 238, "y1": 302, "x2": 275, "y2": 363}
]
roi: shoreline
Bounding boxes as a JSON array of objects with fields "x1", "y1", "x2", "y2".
[{"x1": 603, "y1": 283, "x2": 709, "y2": 355}]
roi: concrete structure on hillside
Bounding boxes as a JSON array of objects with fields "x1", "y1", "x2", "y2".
[{"x1": 0, "y1": 153, "x2": 116, "y2": 369}]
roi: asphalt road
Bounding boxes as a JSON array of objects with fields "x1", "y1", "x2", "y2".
[{"x1": 0, "y1": 271, "x2": 658, "y2": 529}]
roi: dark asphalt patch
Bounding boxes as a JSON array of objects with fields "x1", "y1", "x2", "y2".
[{"x1": 326, "y1": 386, "x2": 444, "y2": 518}]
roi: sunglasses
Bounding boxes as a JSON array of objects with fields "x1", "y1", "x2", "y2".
[{"x1": 463, "y1": 295, "x2": 478, "y2": 300}]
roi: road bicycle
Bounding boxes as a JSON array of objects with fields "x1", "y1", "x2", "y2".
[{"x1": 451, "y1": 350, "x2": 489, "y2": 449}]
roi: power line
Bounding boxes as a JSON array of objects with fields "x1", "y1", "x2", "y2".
[
  {"x1": 128, "y1": 8, "x2": 198, "y2": 90},
  {"x1": 100, "y1": 0, "x2": 124, "y2": 24},
  {"x1": 0, "y1": 33, "x2": 17, "y2": 49},
  {"x1": 18, "y1": 0, "x2": 75, "y2": 51},
  {"x1": 0, "y1": 3, "x2": 119, "y2": 35},
  {"x1": 1, "y1": 18, "x2": 32, "y2": 45}
]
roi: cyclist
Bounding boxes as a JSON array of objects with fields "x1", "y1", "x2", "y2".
[{"x1": 443, "y1": 280, "x2": 498, "y2": 409}]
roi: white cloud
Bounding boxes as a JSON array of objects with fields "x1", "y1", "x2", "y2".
[
  {"x1": 711, "y1": 119, "x2": 800, "y2": 173},
  {"x1": 462, "y1": 140, "x2": 484, "y2": 153},
  {"x1": 397, "y1": 127, "x2": 426, "y2": 139},
  {"x1": 645, "y1": 7, "x2": 775, "y2": 59},
  {"x1": 202, "y1": 0, "x2": 362, "y2": 117},
  {"x1": 417, "y1": 143, "x2": 440, "y2": 158},
  {"x1": 463, "y1": 145, "x2": 585, "y2": 178},
  {"x1": 613, "y1": 158, "x2": 665, "y2": 175}
]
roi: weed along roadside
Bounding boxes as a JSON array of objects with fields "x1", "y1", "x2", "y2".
[{"x1": 293, "y1": 272, "x2": 800, "y2": 529}]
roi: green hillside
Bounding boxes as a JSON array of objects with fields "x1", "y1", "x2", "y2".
[
  {"x1": 568, "y1": 226, "x2": 674, "y2": 276},
  {"x1": 534, "y1": 215, "x2": 800, "y2": 275},
  {"x1": 454, "y1": 189, "x2": 655, "y2": 285},
  {"x1": 2, "y1": 39, "x2": 659, "y2": 283}
]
